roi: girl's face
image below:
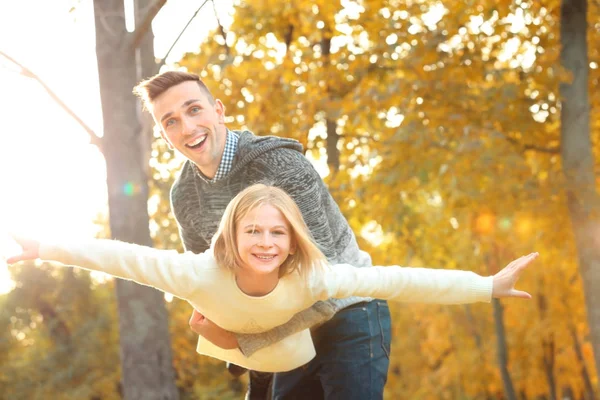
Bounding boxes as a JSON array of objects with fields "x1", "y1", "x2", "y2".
[{"x1": 235, "y1": 204, "x2": 295, "y2": 278}]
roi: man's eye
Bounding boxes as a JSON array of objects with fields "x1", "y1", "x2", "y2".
[
  {"x1": 190, "y1": 106, "x2": 201, "y2": 113},
  {"x1": 165, "y1": 119, "x2": 176, "y2": 127}
]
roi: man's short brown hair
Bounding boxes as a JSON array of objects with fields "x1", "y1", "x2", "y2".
[{"x1": 133, "y1": 71, "x2": 215, "y2": 110}]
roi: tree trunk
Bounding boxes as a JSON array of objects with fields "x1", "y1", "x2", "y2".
[
  {"x1": 538, "y1": 294, "x2": 557, "y2": 400},
  {"x1": 321, "y1": 30, "x2": 340, "y2": 173},
  {"x1": 542, "y1": 336, "x2": 556, "y2": 400},
  {"x1": 559, "y1": 0, "x2": 600, "y2": 388},
  {"x1": 487, "y1": 246, "x2": 517, "y2": 400},
  {"x1": 135, "y1": 0, "x2": 161, "y2": 169},
  {"x1": 326, "y1": 117, "x2": 339, "y2": 172},
  {"x1": 93, "y1": 1, "x2": 178, "y2": 398},
  {"x1": 569, "y1": 324, "x2": 595, "y2": 400},
  {"x1": 492, "y1": 299, "x2": 518, "y2": 400}
]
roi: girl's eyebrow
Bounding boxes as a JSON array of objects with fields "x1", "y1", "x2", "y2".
[{"x1": 242, "y1": 224, "x2": 288, "y2": 230}]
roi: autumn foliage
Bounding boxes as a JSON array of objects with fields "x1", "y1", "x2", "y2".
[{"x1": 1, "y1": 0, "x2": 599, "y2": 399}]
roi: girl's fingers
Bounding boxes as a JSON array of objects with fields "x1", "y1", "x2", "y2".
[
  {"x1": 518, "y1": 253, "x2": 538, "y2": 270},
  {"x1": 511, "y1": 290, "x2": 532, "y2": 299},
  {"x1": 511, "y1": 252, "x2": 538, "y2": 271},
  {"x1": 508, "y1": 253, "x2": 538, "y2": 282},
  {"x1": 189, "y1": 309, "x2": 206, "y2": 324},
  {"x1": 9, "y1": 234, "x2": 26, "y2": 248},
  {"x1": 6, "y1": 254, "x2": 23, "y2": 264},
  {"x1": 6, "y1": 250, "x2": 37, "y2": 264}
]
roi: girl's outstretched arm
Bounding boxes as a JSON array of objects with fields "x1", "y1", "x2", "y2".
[
  {"x1": 312, "y1": 253, "x2": 538, "y2": 304},
  {"x1": 7, "y1": 235, "x2": 214, "y2": 300}
]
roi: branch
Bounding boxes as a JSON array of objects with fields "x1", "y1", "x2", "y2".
[
  {"x1": 465, "y1": 124, "x2": 561, "y2": 155},
  {"x1": 497, "y1": 131, "x2": 560, "y2": 154},
  {"x1": 157, "y1": 0, "x2": 210, "y2": 69},
  {"x1": 129, "y1": 0, "x2": 167, "y2": 51},
  {"x1": 211, "y1": 0, "x2": 230, "y2": 55},
  {"x1": 0, "y1": 51, "x2": 103, "y2": 150},
  {"x1": 339, "y1": 133, "x2": 380, "y2": 142}
]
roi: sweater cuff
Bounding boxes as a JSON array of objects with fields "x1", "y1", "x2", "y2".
[
  {"x1": 236, "y1": 332, "x2": 271, "y2": 357},
  {"x1": 474, "y1": 275, "x2": 494, "y2": 302}
]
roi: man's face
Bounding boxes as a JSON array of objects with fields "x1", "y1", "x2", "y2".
[{"x1": 150, "y1": 81, "x2": 227, "y2": 178}]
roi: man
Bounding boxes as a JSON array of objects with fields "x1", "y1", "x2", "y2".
[{"x1": 133, "y1": 71, "x2": 391, "y2": 399}]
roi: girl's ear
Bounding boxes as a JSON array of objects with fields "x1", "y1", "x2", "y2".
[{"x1": 289, "y1": 240, "x2": 297, "y2": 255}]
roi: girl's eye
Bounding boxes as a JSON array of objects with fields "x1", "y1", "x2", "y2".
[
  {"x1": 246, "y1": 229, "x2": 258, "y2": 235},
  {"x1": 273, "y1": 231, "x2": 285, "y2": 236}
]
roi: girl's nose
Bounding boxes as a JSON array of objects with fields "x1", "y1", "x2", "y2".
[{"x1": 258, "y1": 233, "x2": 273, "y2": 247}]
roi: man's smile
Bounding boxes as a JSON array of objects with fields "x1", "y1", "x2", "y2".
[{"x1": 186, "y1": 135, "x2": 207, "y2": 149}]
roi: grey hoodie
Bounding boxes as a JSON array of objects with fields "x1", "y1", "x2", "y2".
[{"x1": 171, "y1": 130, "x2": 372, "y2": 356}]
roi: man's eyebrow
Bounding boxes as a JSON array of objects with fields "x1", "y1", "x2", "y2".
[
  {"x1": 160, "y1": 99, "x2": 202, "y2": 123},
  {"x1": 160, "y1": 112, "x2": 173, "y2": 123}
]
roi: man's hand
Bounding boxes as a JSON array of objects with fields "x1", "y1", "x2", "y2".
[{"x1": 189, "y1": 309, "x2": 239, "y2": 350}]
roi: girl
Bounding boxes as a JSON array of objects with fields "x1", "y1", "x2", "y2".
[{"x1": 6, "y1": 184, "x2": 537, "y2": 373}]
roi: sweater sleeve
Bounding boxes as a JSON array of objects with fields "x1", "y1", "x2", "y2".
[
  {"x1": 39, "y1": 239, "x2": 213, "y2": 300},
  {"x1": 235, "y1": 301, "x2": 337, "y2": 357},
  {"x1": 312, "y1": 264, "x2": 493, "y2": 304}
]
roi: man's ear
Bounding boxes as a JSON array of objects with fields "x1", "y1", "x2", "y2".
[{"x1": 215, "y1": 99, "x2": 226, "y2": 123}]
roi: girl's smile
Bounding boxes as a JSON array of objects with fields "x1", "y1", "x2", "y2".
[{"x1": 234, "y1": 204, "x2": 296, "y2": 296}]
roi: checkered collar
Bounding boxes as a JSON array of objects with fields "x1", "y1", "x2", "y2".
[{"x1": 210, "y1": 129, "x2": 239, "y2": 182}]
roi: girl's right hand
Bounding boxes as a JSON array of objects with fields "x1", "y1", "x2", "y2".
[
  {"x1": 492, "y1": 252, "x2": 538, "y2": 299},
  {"x1": 5, "y1": 235, "x2": 40, "y2": 264}
]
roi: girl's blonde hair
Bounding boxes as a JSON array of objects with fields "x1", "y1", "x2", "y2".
[{"x1": 212, "y1": 184, "x2": 327, "y2": 277}]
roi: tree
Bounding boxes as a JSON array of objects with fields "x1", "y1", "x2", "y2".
[
  {"x1": 559, "y1": 0, "x2": 600, "y2": 387},
  {"x1": 93, "y1": 0, "x2": 178, "y2": 398}
]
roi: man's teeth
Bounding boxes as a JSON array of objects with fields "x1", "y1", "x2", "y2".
[{"x1": 187, "y1": 136, "x2": 207, "y2": 147}]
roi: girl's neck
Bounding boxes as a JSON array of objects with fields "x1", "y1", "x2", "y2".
[{"x1": 235, "y1": 271, "x2": 280, "y2": 297}]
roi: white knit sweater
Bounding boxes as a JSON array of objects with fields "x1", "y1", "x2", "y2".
[{"x1": 40, "y1": 239, "x2": 493, "y2": 372}]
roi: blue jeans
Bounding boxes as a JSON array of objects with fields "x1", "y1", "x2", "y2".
[{"x1": 271, "y1": 300, "x2": 392, "y2": 400}]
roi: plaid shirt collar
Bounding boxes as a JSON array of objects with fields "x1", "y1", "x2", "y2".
[{"x1": 210, "y1": 130, "x2": 239, "y2": 182}]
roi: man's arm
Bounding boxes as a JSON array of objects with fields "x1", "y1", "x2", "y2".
[
  {"x1": 236, "y1": 301, "x2": 337, "y2": 356},
  {"x1": 188, "y1": 301, "x2": 337, "y2": 356}
]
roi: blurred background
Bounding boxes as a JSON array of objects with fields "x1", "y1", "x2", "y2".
[{"x1": 0, "y1": 0, "x2": 598, "y2": 399}]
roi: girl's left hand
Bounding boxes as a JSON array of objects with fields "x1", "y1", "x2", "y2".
[
  {"x1": 492, "y1": 252, "x2": 538, "y2": 299},
  {"x1": 5, "y1": 235, "x2": 40, "y2": 264}
]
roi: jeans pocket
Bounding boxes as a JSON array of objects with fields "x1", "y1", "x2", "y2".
[{"x1": 376, "y1": 301, "x2": 391, "y2": 359}]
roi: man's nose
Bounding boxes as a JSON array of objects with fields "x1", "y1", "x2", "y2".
[{"x1": 181, "y1": 116, "x2": 195, "y2": 135}]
